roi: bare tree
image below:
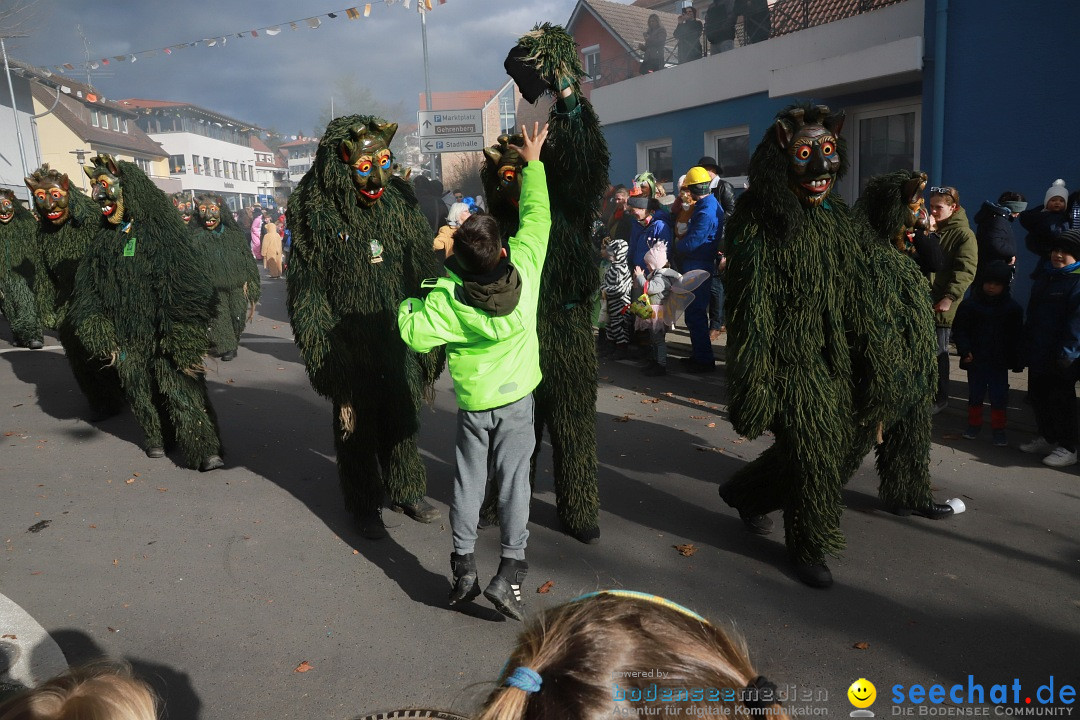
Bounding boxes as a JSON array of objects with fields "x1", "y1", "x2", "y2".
[{"x1": 314, "y1": 72, "x2": 408, "y2": 153}]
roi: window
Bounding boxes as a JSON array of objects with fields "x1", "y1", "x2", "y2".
[
  {"x1": 214, "y1": 159, "x2": 222, "y2": 177},
  {"x1": 203, "y1": 157, "x2": 211, "y2": 176},
  {"x1": 844, "y1": 99, "x2": 921, "y2": 199},
  {"x1": 192, "y1": 155, "x2": 200, "y2": 174},
  {"x1": 135, "y1": 158, "x2": 150, "y2": 173},
  {"x1": 498, "y1": 84, "x2": 516, "y2": 134},
  {"x1": 170, "y1": 154, "x2": 186, "y2": 174},
  {"x1": 636, "y1": 138, "x2": 673, "y2": 189},
  {"x1": 121, "y1": 119, "x2": 129, "y2": 133},
  {"x1": 231, "y1": 162, "x2": 238, "y2": 179},
  {"x1": 224, "y1": 162, "x2": 231, "y2": 179},
  {"x1": 111, "y1": 114, "x2": 120, "y2": 131},
  {"x1": 705, "y1": 125, "x2": 751, "y2": 188},
  {"x1": 90, "y1": 110, "x2": 99, "y2": 127},
  {"x1": 240, "y1": 164, "x2": 247, "y2": 181},
  {"x1": 582, "y1": 44, "x2": 600, "y2": 81}
]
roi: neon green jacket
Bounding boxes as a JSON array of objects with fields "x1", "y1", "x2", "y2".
[{"x1": 398, "y1": 161, "x2": 550, "y2": 411}]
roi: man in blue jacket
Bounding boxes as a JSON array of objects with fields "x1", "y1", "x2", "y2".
[{"x1": 675, "y1": 166, "x2": 724, "y2": 371}]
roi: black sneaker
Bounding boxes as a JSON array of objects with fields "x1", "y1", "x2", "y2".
[
  {"x1": 484, "y1": 558, "x2": 528, "y2": 621},
  {"x1": 449, "y1": 552, "x2": 481, "y2": 606}
]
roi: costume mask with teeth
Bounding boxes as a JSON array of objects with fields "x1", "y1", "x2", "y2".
[
  {"x1": 338, "y1": 121, "x2": 397, "y2": 207},
  {"x1": 25, "y1": 165, "x2": 72, "y2": 227},
  {"x1": 0, "y1": 188, "x2": 17, "y2": 224},
  {"x1": 195, "y1": 194, "x2": 222, "y2": 231},
  {"x1": 172, "y1": 192, "x2": 194, "y2": 224},
  {"x1": 84, "y1": 154, "x2": 125, "y2": 225},
  {"x1": 774, "y1": 106, "x2": 845, "y2": 207}
]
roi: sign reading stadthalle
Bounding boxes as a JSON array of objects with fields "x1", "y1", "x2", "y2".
[
  {"x1": 421, "y1": 135, "x2": 486, "y2": 154},
  {"x1": 418, "y1": 109, "x2": 484, "y2": 139}
]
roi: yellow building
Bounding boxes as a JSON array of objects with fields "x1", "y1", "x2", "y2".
[{"x1": 16, "y1": 62, "x2": 175, "y2": 192}]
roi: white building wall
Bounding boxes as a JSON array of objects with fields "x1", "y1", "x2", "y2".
[{"x1": 147, "y1": 131, "x2": 258, "y2": 198}]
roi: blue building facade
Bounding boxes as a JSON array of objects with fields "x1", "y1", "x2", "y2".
[{"x1": 588, "y1": 0, "x2": 1080, "y2": 301}]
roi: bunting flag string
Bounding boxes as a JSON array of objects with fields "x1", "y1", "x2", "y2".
[{"x1": 42, "y1": 2, "x2": 448, "y2": 77}]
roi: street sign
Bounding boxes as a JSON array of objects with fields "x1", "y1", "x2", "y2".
[
  {"x1": 418, "y1": 109, "x2": 484, "y2": 138},
  {"x1": 421, "y1": 135, "x2": 487, "y2": 154}
]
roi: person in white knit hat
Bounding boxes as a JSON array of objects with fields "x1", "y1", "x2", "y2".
[{"x1": 1044, "y1": 178, "x2": 1069, "y2": 213}]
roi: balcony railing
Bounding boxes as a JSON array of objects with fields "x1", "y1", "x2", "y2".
[{"x1": 585, "y1": 0, "x2": 907, "y2": 91}]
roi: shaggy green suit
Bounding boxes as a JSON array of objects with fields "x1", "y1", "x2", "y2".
[
  {"x1": 286, "y1": 115, "x2": 443, "y2": 519},
  {"x1": 0, "y1": 200, "x2": 44, "y2": 346},
  {"x1": 481, "y1": 25, "x2": 609, "y2": 537},
  {"x1": 29, "y1": 182, "x2": 124, "y2": 416},
  {"x1": 70, "y1": 160, "x2": 222, "y2": 466}
]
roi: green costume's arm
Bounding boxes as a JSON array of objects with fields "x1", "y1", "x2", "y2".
[
  {"x1": 34, "y1": 262, "x2": 59, "y2": 329},
  {"x1": 725, "y1": 221, "x2": 778, "y2": 438},
  {"x1": 69, "y1": 256, "x2": 118, "y2": 359},
  {"x1": 845, "y1": 240, "x2": 893, "y2": 426},
  {"x1": 158, "y1": 238, "x2": 213, "y2": 368},
  {"x1": 285, "y1": 236, "x2": 349, "y2": 402},
  {"x1": 399, "y1": 202, "x2": 445, "y2": 389}
]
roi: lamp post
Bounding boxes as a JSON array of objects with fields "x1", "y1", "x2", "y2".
[
  {"x1": 420, "y1": 7, "x2": 437, "y2": 181},
  {"x1": 70, "y1": 148, "x2": 87, "y2": 190},
  {"x1": 1, "y1": 34, "x2": 30, "y2": 180}
]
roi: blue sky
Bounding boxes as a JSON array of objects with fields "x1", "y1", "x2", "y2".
[{"x1": 12, "y1": 0, "x2": 583, "y2": 137}]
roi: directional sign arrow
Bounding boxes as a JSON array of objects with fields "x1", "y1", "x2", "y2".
[{"x1": 422, "y1": 120, "x2": 432, "y2": 128}]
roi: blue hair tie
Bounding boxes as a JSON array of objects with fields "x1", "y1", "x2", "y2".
[{"x1": 505, "y1": 666, "x2": 542, "y2": 694}]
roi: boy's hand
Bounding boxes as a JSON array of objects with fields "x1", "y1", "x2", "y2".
[{"x1": 510, "y1": 122, "x2": 549, "y2": 164}]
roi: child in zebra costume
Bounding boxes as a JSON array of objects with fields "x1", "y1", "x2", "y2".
[{"x1": 601, "y1": 237, "x2": 632, "y2": 359}]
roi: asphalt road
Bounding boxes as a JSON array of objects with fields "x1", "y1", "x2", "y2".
[{"x1": 2, "y1": 270, "x2": 1077, "y2": 719}]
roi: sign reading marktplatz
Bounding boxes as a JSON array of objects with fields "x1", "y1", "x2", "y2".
[{"x1": 418, "y1": 109, "x2": 485, "y2": 153}]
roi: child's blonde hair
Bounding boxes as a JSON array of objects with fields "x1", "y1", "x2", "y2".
[
  {"x1": 0, "y1": 661, "x2": 156, "y2": 720},
  {"x1": 475, "y1": 591, "x2": 782, "y2": 720}
]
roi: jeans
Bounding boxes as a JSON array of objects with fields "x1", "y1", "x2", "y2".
[
  {"x1": 684, "y1": 271, "x2": 714, "y2": 364},
  {"x1": 708, "y1": 275, "x2": 725, "y2": 331}
]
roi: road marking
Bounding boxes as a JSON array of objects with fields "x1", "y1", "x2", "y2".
[{"x1": 0, "y1": 592, "x2": 67, "y2": 688}]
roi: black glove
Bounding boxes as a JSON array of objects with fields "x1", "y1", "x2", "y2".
[{"x1": 504, "y1": 44, "x2": 551, "y2": 104}]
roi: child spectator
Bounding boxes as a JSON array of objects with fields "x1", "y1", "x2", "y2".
[
  {"x1": 633, "y1": 242, "x2": 682, "y2": 376},
  {"x1": 1018, "y1": 229, "x2": 1080, "y2": 468},
  {"x1": 952, "y1": 261, "x2": 1023, "y2": 446},
  {"x1": 627, "y1": 193, "x2": 673, "y2": 274},
  {"x1": 474, "y1": 590, "x2": 780, "y2": 720},
  {"x1": 601, "y1": 236, "x2": 633, "y2": 360},
  {"x1": 1020, "y1": 180, "x2": 1070, "y2": 266},
  {"x1": 433, "y1": 202, "x2": 472, "y2": 260},
  {"x1": 397, "y1": 122, "x2": 550, "y2": 620},
  {"x1": 0, "y1": 661, "x2": 157, "y2": 720}
]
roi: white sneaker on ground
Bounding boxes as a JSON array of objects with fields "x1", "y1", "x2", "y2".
[
  {"x1": 1020, "y1": 436, "x2": 1055, "y2": 455},
  {"x1": 1042, "y1": 447, "x2": 1077, "y2": 468}
]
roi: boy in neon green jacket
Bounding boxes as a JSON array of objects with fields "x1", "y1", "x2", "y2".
[{"x1": 398, "y1": 122, "x2": 549, "y2": 620}]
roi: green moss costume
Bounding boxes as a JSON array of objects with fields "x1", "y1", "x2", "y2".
[
  {"x1": 480, "y1": 24, "x2": 609, "y2": 543},
  {"x1": 286, "y1": 115, "x2": 443, "y2": 535},
  {"x1": 847, "y1": 170, "x2": 942, "y2": 510},
  {"x1": 188, "y1": 194, "x2": 261, "y2": 360},
  {"x1": 0, "y1": 188, "x2": 44, "y2": 347},
  {"x1": 25, "y1": 166, "x2": 124, "y2": 417},
  {"x1": 720, "y1": 106, "x2": 874, "y2": 585},
  {"x1": 70, "y1": 155, "x2": 223, "y2": 470}
]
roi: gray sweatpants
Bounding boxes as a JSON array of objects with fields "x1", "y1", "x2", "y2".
[{"x1": 450, "y1": 393, "x2": 535, "y2": 560}]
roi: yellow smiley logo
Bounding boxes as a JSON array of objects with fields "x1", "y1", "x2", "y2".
[{"x1": 848, "y1": 678, "x2": 877, "y2": 708}]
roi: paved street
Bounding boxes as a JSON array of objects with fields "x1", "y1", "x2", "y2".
[{"x1": 2, "y1": 271, "x2": 1077, "y2": 719}]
